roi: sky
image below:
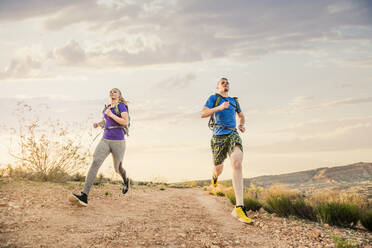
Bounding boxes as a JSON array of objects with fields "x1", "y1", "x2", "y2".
[{"x1": 0, "y1": 0, "x2": 372, "y2": 182}]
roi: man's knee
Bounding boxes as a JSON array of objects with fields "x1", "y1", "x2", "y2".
[{"x1": 231, "y1": 160, "x2": 242, "y2": 170}]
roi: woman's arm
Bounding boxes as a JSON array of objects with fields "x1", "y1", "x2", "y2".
[
  {"x1": 105, "y1": 108, "x2": 129, "y2": 126},
  {"x1": 93, "y1": 119, "x2": 105, "y2": 128}
]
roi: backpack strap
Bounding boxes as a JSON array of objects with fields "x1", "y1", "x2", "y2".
[
  {"x1": 208, "y1": 94, "x2": 238, "y2": 132},
  {"x1": 103, "y1": 103, "x2": 130, "y2": 136},
  {"x1": 233, "y1": 97, "x2": 241, "y2": 113},
  {"x1": 214, "y1": 94, "x2": 222, "y2": 107}
]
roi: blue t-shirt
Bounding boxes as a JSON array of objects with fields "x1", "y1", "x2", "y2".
[
  {"x1": 205, "y1": 94, "x2": 241, "y2": 135},
  {"x1": 103, "y1": 102, "x2": 128, "y2": 140}
]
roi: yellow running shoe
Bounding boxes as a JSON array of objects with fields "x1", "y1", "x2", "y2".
[
  {"x1": 231, "y1": 206, "x2": 254, "y2": 224},
  {"x1": 211, "y1": 177, "x2": 218, "y2": 187}
]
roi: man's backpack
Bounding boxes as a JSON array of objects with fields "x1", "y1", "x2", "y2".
[
  {"x1": 208, "y1": 93, "x2": 240, "y2": 131},
  {"x1": 103, "y1": 102, "x2": 131, "y2": 136}
]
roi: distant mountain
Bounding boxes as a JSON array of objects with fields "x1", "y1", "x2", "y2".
[
  {"x1": 187, "y1": 162, "x2": 371, "y2": 197},
  {"x1": 243, "y1": 162, "x2": 371, "y2": 188},
  {"x1": 243, "y1": 162, "x2": 372, "y2": 198}
]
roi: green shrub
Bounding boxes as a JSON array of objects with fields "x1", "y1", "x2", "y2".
[
  {"x1": 332, "y1": 235, "x2": 358, "y2": 248},
  {"x1": 158, "y1": 184, "x2": 166, "y2": 191},
  {"x1": 360, "y1": 209, "x2": 372, "y2": 231},
  {"x1": 225, "y1": 190, "x2": 236, "y2": 205},
  {"x1": 215, "y1": 190, "x2": 225, "y2": 197},
  {"x1": 244, "y1": 197, "x2": 262, "y2": 211},
  {"x1": 71, "y1": 172, "x2": 85, "y2": 182},
  {"x1": 263, "y1": 204, "x2": 274, "y2": 214},
  {"x1": 265, "y1": 194, "x2": 292, "y2": 217},
  {"x1": 317, "y1": 202, "x2": 359, "y2": 228},
  {"x1": 291, "y1": 198, "x2": 317, "y2": 221}
]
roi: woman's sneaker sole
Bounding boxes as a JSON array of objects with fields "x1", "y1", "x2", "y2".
[{"x1": 69, "y1": 194, "x2": 88, "y2": 207}]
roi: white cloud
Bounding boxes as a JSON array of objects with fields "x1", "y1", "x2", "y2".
[
  {"x1": 270, "y1": 96, "x2": 372, "y2": 114},
  {"x1": 2, "y1": 0, "x2": 372, "y2": 69},
  {"x1": 153, "y1": 73, "x2": 196, "y2": 91},
  {"x1": 0, "y1": 55, "x2": 42, "y2": 79},
  {"x1": 52, "y1": 40, "x2": 86, "y2": 66}
]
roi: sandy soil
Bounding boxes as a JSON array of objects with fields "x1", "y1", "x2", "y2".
[{"x1": 0, "y1": 179, "x2": 371, "y2": 248}]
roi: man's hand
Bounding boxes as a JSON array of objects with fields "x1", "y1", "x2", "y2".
[
  {"x1": 218, "y1": 101, "x2": 229, "y2": 111},
  {"x1": 238, "y1": 124, "x2": 246, "y2": 133}
]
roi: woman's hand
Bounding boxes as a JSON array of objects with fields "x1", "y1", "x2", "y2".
[
  {"x1": 93, "y1": 123, "x2": 99, "y2": 128},
  {"x1": 104, "y1": 108, "x2": 114, "y2": 118}
]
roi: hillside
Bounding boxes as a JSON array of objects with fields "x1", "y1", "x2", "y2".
[
  {"x1": 191, "y1": 162, "x2": 371, "y2": 197},
  {"x1": 1, "y1": 180, "x2": 371, "y2": 247},
  {"x1": 244, "y1": 162, "x2": 371, "y2": 188}
]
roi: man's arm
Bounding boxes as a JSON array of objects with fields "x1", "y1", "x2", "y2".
[
  {"x1": 200, "y1": 102, "x2": 229, "y2": 118},
  {"x1": 237, "y1": 112, "x2": 245, "y2": 132}
]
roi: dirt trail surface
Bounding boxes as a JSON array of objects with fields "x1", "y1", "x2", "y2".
[{"x1": 0, "y1": 180, "x2": 371, "y2": 248}]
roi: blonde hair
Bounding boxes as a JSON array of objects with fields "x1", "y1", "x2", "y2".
[{"x1": 112, "y1": 88, "x2": 129, "y2": 105}]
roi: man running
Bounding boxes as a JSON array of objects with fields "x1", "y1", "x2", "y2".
[{"x1": 200, "y1": 77, "x2": 253, "y2": 224}]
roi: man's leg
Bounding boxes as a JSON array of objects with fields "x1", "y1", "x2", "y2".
[
  {"x1": 211, "y1": 135, "x2": 227, "y2": 187},
  {"x1": 230, "y1": 145, "x2": 244, "y2": 206},
  {"x1": 212, "y1": 164, "x2": 223, "y2": 187},
  {"x1": 229, "y1": 145, "x2": 253, "y2": 224},
  {"x1": 213, "y1": 164, "x2": 223, "y2": 178}
]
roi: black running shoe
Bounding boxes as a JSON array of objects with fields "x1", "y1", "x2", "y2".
[
  {"x1": 69, "y1": 192, "x2": 88, "y2": 207},
  {"x1": 122, "y1": 177, "x2": 129, "y2": 195}
]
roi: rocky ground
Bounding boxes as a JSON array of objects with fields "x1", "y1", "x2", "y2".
[{"x1": 0, "y1": 179, "x2": 371, "y2": 248}]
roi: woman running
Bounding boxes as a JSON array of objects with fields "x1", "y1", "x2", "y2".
[{"x1": 69, "y1": 88, "x2": 130, "y2": 206}]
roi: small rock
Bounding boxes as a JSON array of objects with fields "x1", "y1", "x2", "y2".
[{"x1": 178, "y1": 233, "x2": 186, "y2": 238}]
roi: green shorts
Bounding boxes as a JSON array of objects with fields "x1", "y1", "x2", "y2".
[{"x1": 210, "y1": 132, "x2": 243, "y2": 166}]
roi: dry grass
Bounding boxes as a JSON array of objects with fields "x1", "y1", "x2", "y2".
[
  {"x1": 309, "y1": 190, "x2": 369, "y2": 210},
  {"x1": 4, "y1": 102, "x2": 92, "y2": 183}
]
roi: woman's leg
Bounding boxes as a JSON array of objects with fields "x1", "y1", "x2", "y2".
[
  {"x1": 82, "y1": 139, "x2": 111, "y2": 195},
  {"x1": 109, "y1": 140, "x2": 129, "y2": 194},
  {"x1": 109, "y1": 140, "x2": 126, "y2": 178}
]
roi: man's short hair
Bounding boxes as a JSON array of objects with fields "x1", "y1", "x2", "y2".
[{"x1": 218, "y1": 77, "x2": 228, "y2": 85}]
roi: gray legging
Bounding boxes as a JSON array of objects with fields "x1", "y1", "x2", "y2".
[{"x1": 83, "y1": 138, "x2": 126, "y2": 195}]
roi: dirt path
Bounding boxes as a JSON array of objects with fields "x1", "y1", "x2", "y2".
[{"x1": 0, "y1": 180, "x2": 371, "y2": 248}]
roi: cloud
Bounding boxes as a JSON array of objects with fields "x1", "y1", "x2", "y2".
[
  {"x1": 0, "y1": 0, "x2": 78, "y2": 22},
  {"x1": 289, "y1": 96, "x2": 314, "y2": 106},
  {"x1": 339, "y1": 56, "x2": 372, "y2": 68},
  {"x1": 47, "y1": 40, "x2": 203, "y2": 68},
  {"x1": 51, "y1": 40, "x2": 86, "y2": 66},
  {"x1": 2, "y1": 0, "x2": 372, "y2": 67},
  {"x1": 153, "y1": 73, "x2": 196, "y2": 91},
  {"x1": 272, "y1": 117, "x2": 372, "y2": 136},
  {"x1": 42, "y1": 1, "x2": 142, "y2": 31},
  {"x1": 0, "y1": 55, "x2": 42, "y2": 79},
  {"x1": 250, "y1": 119, "x2": 372, "y2": 153},
  {"x1": 270, "y1": 96, "x2": 372, "y2": 114}
]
